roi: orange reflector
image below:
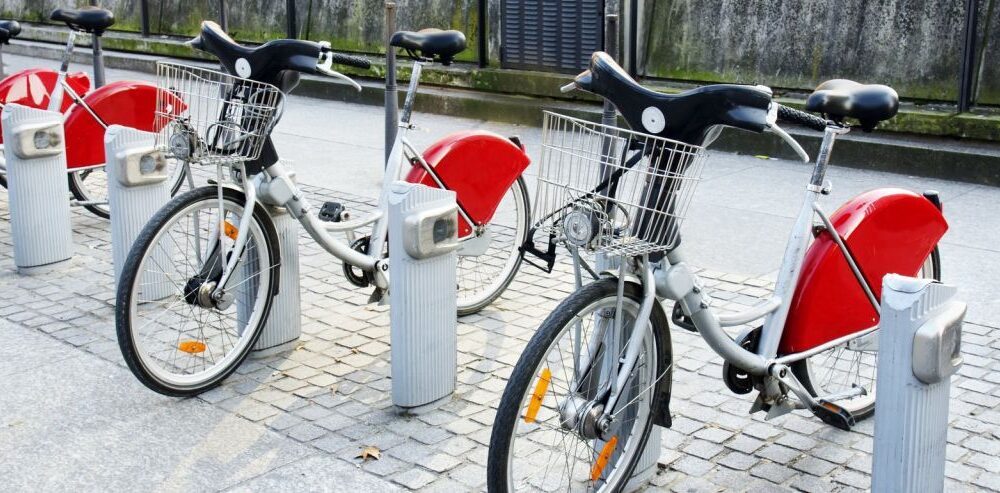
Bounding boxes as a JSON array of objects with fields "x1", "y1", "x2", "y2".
[
  {"x1": 523, "y1": 367, "x2": 551, "y2": 423},
  {"x1": 223, "y1": 220, "x2": 238, "y2": 240},
  {"x1": 178, "y1": 340, "x2": 207, "y2": 354},
  {"x1": 590, "y1": 435, "x2": 618, "y2": 481}
]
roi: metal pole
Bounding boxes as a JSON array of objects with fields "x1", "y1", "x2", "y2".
[
  {"x1": 477, "y1": 0, "x2": 488, "y2": 68},
  {"x1": 627, "y1": 0, "x2": 638, "y2": 78},
  {"x1": 140, "y1": 0, "x2": 150, "y2": 37},
  {"x1": 958, "y1": 0, "x2": 978, "y2": 112},
  {"x1": 218, "y1": 0, "x2": 229, "y2": 32},
  {"x1": 601, "y1": 13, "x2": 619, "y2": 128},
  {"x1": 385, "y1": 2, "x2": 398, "y2": 166},
  {"x1": 286, "y1": 0, "x2": 298, "y2": 38}
]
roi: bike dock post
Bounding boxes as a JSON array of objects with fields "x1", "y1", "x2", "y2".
[
  {"x1": 387, "y1": 181, "x2": 460, "y2": 413},
  {"x1": 104, "y1": 125, "x2": 171, "y2": 290},
  {"x1": 251, "y1": 205, "x2": 302, "y2": 356},
  {"x1": 872, "y1": 274, "x2": 965, "y2": 493},
  {"x1": 1, "y1": 104, "x2": 73, "y2": 273}
]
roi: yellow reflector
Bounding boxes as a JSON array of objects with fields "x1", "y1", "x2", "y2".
[
  {"x1": 178, "y1": 340, "x2": 207, "y2": 354},
  {"x1": 223, "y1": 220, "x2": 238, "y2": 240},
  {"x1": 590, "y1": 435, "x2": 618, "y2": 481},
  {"x1": 523, "y1": 367, "x2": 551, "y2": 423}
]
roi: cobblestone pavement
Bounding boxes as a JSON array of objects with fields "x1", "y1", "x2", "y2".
[{"x1": 1, "y1": 174, "x2": 997, "y2": 492}]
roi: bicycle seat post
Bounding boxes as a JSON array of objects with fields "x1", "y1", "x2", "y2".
[
  {"x1": 90, "y1": 30, "x2": 105, "y2": 88},
  {"x1": 399, "y1": 60, "x2": 424, "y2": 127},
  {"x1": 47, "y1": 30, "x2": 78, "y2": 112},
  {"x1": 808, "y1": 125, "x2": 849, "y2": 193}
]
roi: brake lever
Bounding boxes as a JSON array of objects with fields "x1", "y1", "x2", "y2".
[
  {"x1": 316, "y1": 54, "x2": 362, "y2": 92},
  {"x1": 768, "y1": 123, "x2": 810, "y2": 163}
]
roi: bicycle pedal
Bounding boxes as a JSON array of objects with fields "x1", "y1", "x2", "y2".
[
  {"x1": 319, "y1": 201, "x2": 347, "y2": 222},
  {"x1": 671, "y1": 303, "x2": 697, "y2": 332},
  {"x1": 812, "y1": 400, "x2": 856, "y2": 431}
]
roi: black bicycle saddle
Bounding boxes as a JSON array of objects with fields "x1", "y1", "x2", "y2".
[
  {"x1": 189, "y1": 21, "x2": 324, "y2": 91},
  {"x1": 389, "y1": 29, "x2": 466, "y2": 65},
  {"x1": 805, "y1": 79, "x2": 898, "y2": 131},
  {"x1": 50, "y1": 7, "x2": 115, "y2": 35},
  {"x1": 575, "y1": 52, "x2": 772, "y2": 146},
  {"x1": 0, "y1": 20, "x2": 20, "y2": 44}
]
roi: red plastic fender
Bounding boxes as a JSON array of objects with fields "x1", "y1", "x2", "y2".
[
  {"x1": 778, "y1": 188, "x2": 948, "y2": 355},
  {"x1": 63, "y1": 80, "x2": 162, "y2": 169},
  {"x1": 0, "y1": 69, "x2": 91, "y2": 144},
  {"x1": 405, "y1": 130, "x2": 530, "y2": 237}
]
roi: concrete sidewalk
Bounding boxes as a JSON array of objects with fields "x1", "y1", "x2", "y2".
[{"x1": 0, "y1": 53, "x2": 998, "y2": 492}]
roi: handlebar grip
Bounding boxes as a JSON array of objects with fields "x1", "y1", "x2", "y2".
[
  {"x1": 328, "y1": 52, "x2": 371, "y2": 70},
  {"x1": 777, "y1": 105, "x2": 828, "y2": 132}
]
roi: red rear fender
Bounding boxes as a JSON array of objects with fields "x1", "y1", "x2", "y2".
[
  {"x1": 64, "y1": 80, "x2": 161, "y2": 169},
  {"x1": 0, "y1": 69, "x2": 90, "y2": 144},
  {"x1": 779, "y1": 188, "x2": 948, "y2": 354},
  {"x1": 405, "y1": 130, "x2": 530, "y2": 237}
]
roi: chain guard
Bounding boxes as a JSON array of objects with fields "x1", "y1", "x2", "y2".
[{"x1": 723, "y1": 326, "x2": 762, "y2": 395}]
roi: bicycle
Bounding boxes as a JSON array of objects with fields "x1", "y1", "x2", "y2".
[
  {"x1": 487, "y1": 52, "x2": 947, "y2": 491},
  {"x1": 0, "y1": 7, "x2": 188, "y2": 218},
  {"x1": 115, "y1": 21, "x2": 531, "y2": 396}
]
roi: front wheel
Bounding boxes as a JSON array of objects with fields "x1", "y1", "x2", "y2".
[
  {"x1": 116, "y1": 185, "x2": 278, "y2": 396},
  {"x1": 791, "y1": 246, "x2": 941, "y2": 421},
  {"x1": 487, "y1": 278, "x2": 672, "y2": 492},
  {"x1": 456, "y1": 176, "x2": 530, "y2": 315}
]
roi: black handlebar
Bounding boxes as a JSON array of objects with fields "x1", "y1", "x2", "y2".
[
  {"x1": 327, "y1": 52, "x2": 371, "y2": 70},
  {"x1": 777, "y1": 105, "x2": 829, "y2": 132}
]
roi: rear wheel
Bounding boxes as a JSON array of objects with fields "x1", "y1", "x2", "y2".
[
  {"x1": 116, "y1": 185, "x2": 277, "y2": 396},
  {"x1": 487, "y1": 278, "x2": 671, "y2": 492},
  {"x1": 456, "y1": 176, "x2": 530, "y2": 315},
  {"x1": 69, "y1": 158, "x2": 189, "y2": 220},
  {"x1": 791, "y1": 247, "x2": 941, "y2": 421}
]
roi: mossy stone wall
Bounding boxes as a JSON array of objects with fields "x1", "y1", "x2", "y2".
[{"x1": 640, "y1": 0, "x2": 999, "y2": 104}]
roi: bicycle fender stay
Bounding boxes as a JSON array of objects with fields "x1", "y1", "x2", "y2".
[
  {"x1": 63, "y1": 80, "x2": 162, "y2": 170},
  {"x1": 405, "y1": 130, "x2": 530, "y2": 237},
  {"x1": 0, "y1": 69, "x2": 90, "y2": 144},
  {"x1": 779, "y1": 188, "x2": 947, "y2": 354}
]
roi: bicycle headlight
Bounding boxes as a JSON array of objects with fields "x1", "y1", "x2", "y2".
[
  {"x1": 563, "y1": 208, "x2": 600, "y2": 248},
  {"x1": 168, "y1": 131, "x2": 192, "y2": 160}
]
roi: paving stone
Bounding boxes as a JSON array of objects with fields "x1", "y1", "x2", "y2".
[
  {"x1": 750, "y1": 461, "x2": 796, "y2": 484},
  {"x1": 391, "y1": 467, "x2": 436, "y2": 490}
]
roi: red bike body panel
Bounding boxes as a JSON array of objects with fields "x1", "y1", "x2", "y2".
[
  {"x1": 405, "y1": 130, "x2": 530, "y2": 237},
  {"x1": 0, "y1": 69, "x2": 91, "y2": 144},
  {"x1": 778, "y1": 188, "x2": 948, "y2": 355},
  {"x1": 63, "y1": 80, "x2": 161, "y2": 169}
]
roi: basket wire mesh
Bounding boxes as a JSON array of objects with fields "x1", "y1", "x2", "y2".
[
  {"x1": 531, "y1": 111, "x2": 707, "y2": 256},
  {"x1": 154, "y1": 61, "x2": 284, "y2": 166}
]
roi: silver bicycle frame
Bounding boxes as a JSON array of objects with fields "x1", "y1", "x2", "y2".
[
  {"x1": 214, "y1": 58, "x2": 481, "y2": 298},
  {"x1": 598, "y1": 123, "x2": 885, "y2": 417}
]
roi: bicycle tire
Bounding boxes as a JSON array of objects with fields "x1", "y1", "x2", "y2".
[
  {"x1": 456, "y1": 175, "x2": 531, "y2": 316},
  {"x1": 69, "y1": 158, "x2": 189, "y2": 220},
  {"x1": 791, "y1": 246, "x2": 941, "y2": 422},
  {"x1": 487, "y1": 278, "x2": 672, "y2": 492},
  {"x1": 116, "y1": 185, "x2": 278, "y2": 396}
]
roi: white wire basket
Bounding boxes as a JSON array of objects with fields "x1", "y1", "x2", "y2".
[
  {"x1": 154, "y1": 61, "x2": 284, "y2": 166},
  {"x1": 531, "y1": 111, "x2": 707, "y2": 256}
]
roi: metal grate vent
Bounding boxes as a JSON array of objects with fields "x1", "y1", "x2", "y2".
[{"x1": 501, "y1": 0, "x2": 604, "y2": 72}]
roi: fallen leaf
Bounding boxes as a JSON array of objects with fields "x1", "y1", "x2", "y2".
[
  {"x1": 356, "y1": 445, "x2": 381, "y2": 461},
  {"x1": 753, "y1": 155, "x2": 771, "y2": 160}
]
